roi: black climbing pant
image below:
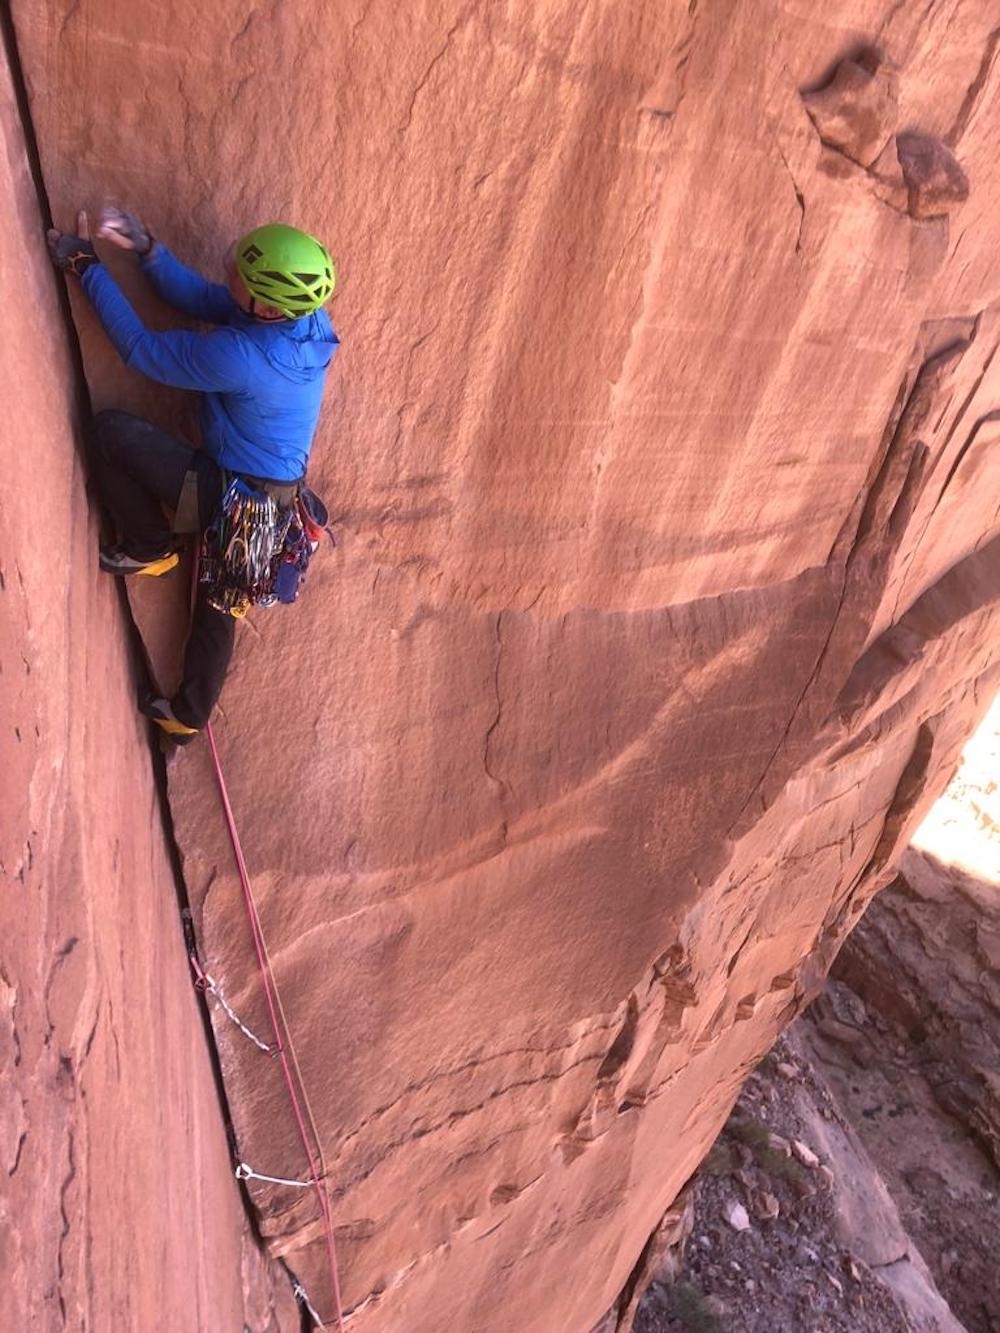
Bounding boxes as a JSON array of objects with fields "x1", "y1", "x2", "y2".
[{"x1": 88, "y1": 409, "x2": 234, "y2": 731}]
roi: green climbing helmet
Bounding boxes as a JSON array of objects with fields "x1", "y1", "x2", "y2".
[{"x1": 235, "y1": 223, "x2": 337, "y2": 317}]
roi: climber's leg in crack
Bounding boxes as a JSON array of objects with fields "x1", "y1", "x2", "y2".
[
  {"x1": 87, "y1": 408, "x2": 232, "y2": 741},
  {"x1": 171, "y1": 586, "x2": 236, "y2": 729},
  {"x1": 138, "y1": 589, "x2": 236, "y2": 742},
  {"x1": 88, "y1": 408, "x2": 202, "y2": 567}
]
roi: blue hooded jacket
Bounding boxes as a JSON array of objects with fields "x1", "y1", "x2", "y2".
[{"x1": 81, "y1": 244, "x2": 339, "y2": 481}]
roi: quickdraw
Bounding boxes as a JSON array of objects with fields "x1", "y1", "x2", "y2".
[
  {"x1": 200, "y1": 478, "x2": 333, "y2": 618},
  {"x1": 200, "y1": 478, "x2": 292, "y2": 618}
]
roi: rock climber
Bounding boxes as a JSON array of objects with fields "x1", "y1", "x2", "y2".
[{"x1": 47, "y1": 206, "x2": 339, "y2": 744}]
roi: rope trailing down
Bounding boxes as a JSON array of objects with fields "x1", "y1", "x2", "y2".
[{"x1": 205, "y1": 720, "x2": 346, "y2": 1331}]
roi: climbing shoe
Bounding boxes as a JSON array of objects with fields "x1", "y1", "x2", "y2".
[
  {"x1": 99, "y1": 544, "x2": 179, "y2": 577},
  {"x1": 139, "y1": 693, "x2": 200, "y2": 745}
]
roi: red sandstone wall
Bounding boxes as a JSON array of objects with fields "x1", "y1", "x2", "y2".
[
  {"x1": 7, "y1": 2, "x2": 1000, "y2": 1330},
  {"x1": 0, "y1": 34, "x2": 296, "y2": 1333}
]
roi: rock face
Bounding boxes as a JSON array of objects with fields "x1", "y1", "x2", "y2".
[
  {"x1": 6, "y1": 2, "x2": 1000, "y2": 1330},
  {"x1": 836, "y1": 847, "x2": 1000, "y2": 1169},
  {"x1": 802, "y1": 52, "x2": 900, "y2": 168},
  {"x1": 801, "y1": 706, "x2": 1000, "y2": 1331},
  {"x1": 0, "y1": 35, "x2": 296, "y2": 1333},
  {"x1": 833, "y1": 699, "x2": 1000, "y2": 1173}
]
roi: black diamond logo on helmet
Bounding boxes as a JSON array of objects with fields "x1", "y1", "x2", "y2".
[{"x1": 242, "y1": 244, "x2": 263, "y2": 264}]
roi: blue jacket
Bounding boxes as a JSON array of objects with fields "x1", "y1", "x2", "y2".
[{"x1": 81, "y1": 245, "x2": 339, "y2": 481}]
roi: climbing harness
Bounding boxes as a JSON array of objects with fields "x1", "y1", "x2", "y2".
[
  {"x1": 200, "y1": 477, "x2": 333, "y2": 618},
  {"x1": 203, "y1": 720, "x2": 347, "y2": 1331}
]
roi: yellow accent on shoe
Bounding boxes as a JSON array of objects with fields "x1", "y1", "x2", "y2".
[
  {"x1": 137, "y1": 551, "x2": 180, "y2": 577},
  {"x1": 152, "y1": 714, "x2": 199, "y2": 738}
]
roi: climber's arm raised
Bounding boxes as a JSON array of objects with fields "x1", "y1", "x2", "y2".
[
  {"x1": 99, "y1": 205, "x2": 236, "y2": 324},
  {"x1": 48, "y1": 213, "x2": 250, "y2": 393}
]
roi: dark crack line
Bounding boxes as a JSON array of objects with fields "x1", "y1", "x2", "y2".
[
  {"x1": 888, "y1": 330, "x2": 997, "y2": 625},
  {"x1": 332, "y1": 1018, "x2": 622, "y2": 1156},
  {"x1": 399, "y1": 15, "x2": 465, "y2": 133},
  {"x1": 946, "y1": 25, "x2": 1000, "y2": 147},
  {"x1": 776, "y1": 146, "x2": 806, "y2": 255},
  {"x1": 317, "y1": 1050, "x2": 607, "y2": 1210},
  {"x1": 722, "y1": 356, "x2": 936, "y2": 844},
  {"x1": 483, "y1": 610, "x2": 505, "y2": 793},
  {"x1": 56, "y1": 1129, "x2": 76, "y2": 1325},
  {"x1": 8, "y1": 1120, "x2": 27, "y2": 1177},
  {"x1": 0, "y1": 4, "x2": 91, "y2": 424},
  {"x1": 2, "y1": 9, "x2": 313, "y2": 1322}
]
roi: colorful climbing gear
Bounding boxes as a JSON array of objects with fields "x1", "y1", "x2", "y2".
[
  {"x1": 200, "y1": 477, "x2": 331, "y2": 617},
  {"x1": 200, "y1": 478, "x2": 291, "y2": 617}
]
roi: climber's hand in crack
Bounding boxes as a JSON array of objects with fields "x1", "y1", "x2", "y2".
[
  {"x1": 47, "y1": 210, "x2": 100, "y2": 277},
  {"x1": 98, "y1": 204, "x2": 154, "y2": 256}
]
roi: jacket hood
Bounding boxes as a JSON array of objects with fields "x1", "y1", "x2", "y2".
[{"x1": 241, "y1": 309, "x2": 339, "y2": 383}]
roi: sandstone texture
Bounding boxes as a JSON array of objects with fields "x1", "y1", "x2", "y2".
[
  {"x1": 0, "y1": 31, "x2": 296, "y2": 1333},
  {"x1": 7, "y1": 1, "x2": 1000, "y2": 1330},
  {"x1": 802, "y1": 53, "x2": 900, "y2": 168}
]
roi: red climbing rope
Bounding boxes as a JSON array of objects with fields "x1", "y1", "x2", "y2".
[{"x1": 205, "y1": 719, "x2": 346, "y2": 1332}]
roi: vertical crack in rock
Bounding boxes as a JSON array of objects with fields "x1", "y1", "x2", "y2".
[
  {"x1": 483, "y1": 611, "x2": 507, "y2": 834},
  {"x1": 861, "y1": 719, "x2": 939, "y2": 877},
  {"x1": 9, "y1": 1119, "x2": 28, "y2": 1177},
  {"x1": 670, "y1": 1, "x2": 702, "y2": 118},
  {"x1": 42, "y1": 936, "x2": 79, "y2": 1027},
  {"x1": 596, "y1": 994, "x2": 640, "y2": 1085},
  {"x1": 2, "y1": 968, "x2": 29, "y2": 1178},
  {"x1": 80, "y1": 999, "x2": 101, "y2": 1067},
  {"x1": 724, "y1": 346, "x2": 944, "y2": 843},
  {"x1": 399, "y1": 14, "x2": 465, "y2": 133},
  {"x1": 0, "y1": 5, "x2": 90, "y2": 420},
  {"x1": 0, "y1": 18, "x2": 288, "y2": 1311},
  {"x1": 816, "y1": 717, "x2": 943, "y2": 972},
  {"x1": 776, "y1": 146, "x2": 806, "y2": 254},
  {"x1": 884, "y1": 326, "x2": 992, "y2": 624},
  {"x1": 939, "y1": 330, "x2": 988, "y2": 437},
  {"x1": 945, "y1": 25, "x2": 1000, "y2": 147},
  {"x1": 932, "y1": 332, "x2": 1000, "y2": 486},
  {"x1": 56, "y1": 1128, "x2": 77, "y2": 1326}
]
